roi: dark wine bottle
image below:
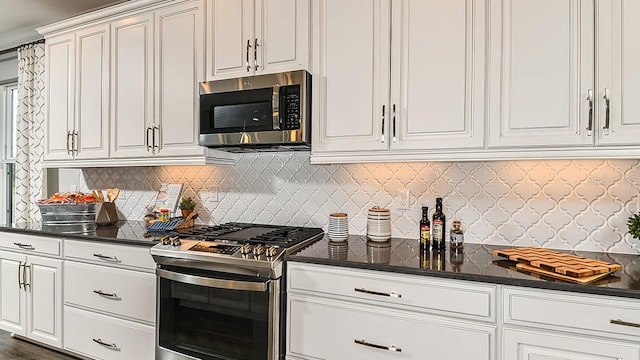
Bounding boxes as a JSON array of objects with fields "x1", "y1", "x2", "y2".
[
  {"x1": 432, "y1": 198, "x2": 446, "y2": 250},
  {"x1": 419, "y1": 206, "x2": 430, "y2": 250}
]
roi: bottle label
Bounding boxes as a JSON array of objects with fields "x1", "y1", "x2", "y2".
[
  {"x1": 432, "y1": 220, "x2": 443, "y2": 241},
  {"x1": 420, "y1": 224, "x2": 430, "y2": 247}
]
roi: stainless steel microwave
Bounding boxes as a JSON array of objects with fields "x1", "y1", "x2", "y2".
[{"x1": 199, "y1": 70, "x2": 311, "y2": 151}]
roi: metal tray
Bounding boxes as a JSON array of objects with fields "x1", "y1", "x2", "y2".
[{"x1": 37, "y1": 203, "x2": 97, "y2": 229}]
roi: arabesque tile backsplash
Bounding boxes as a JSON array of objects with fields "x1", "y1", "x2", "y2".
[{"x1": 62, "y1": 153, "x2": 640, "y2": 254}]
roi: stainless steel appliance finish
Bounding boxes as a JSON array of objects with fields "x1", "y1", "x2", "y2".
[
  {"x1": 151, "y1": 223, "x2": 323, "y2": 360},
  {"x1": 198, "y1": 70, "x2": 311, "y2": 151}
]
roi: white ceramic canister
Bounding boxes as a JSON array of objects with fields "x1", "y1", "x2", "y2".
[{"x1": 366, "y1": 206, "x2": 391, "y2": 241}]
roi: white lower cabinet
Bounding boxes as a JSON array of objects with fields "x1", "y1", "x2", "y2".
[
  {"x1": 0, "y1": 250, "x2": 62, "y2": 348},
  {"x1": 501, "y1": 286, "x2": 640, "y2": 360},
  {"x1": 62, "y1": 242, "x2": 156, "y2": 360},
  {"x1": 286, "y1": 262, "x2": 496, "y2": 360},
  {"x1": 288, "y1": 295, "x2": 494, "y2": 359},
  {"x1": 64, "y1": 305, "x2": 155, "y2": 360},
  {"x1": 503, "y1": 327, "x2": 640, "y2": 360}
]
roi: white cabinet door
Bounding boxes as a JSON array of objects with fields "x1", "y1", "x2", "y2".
[
  {"x1": 154, "y1": 1, "x2": 205, "y2": 157},
  {"x1": 311, "y1": 0, "x2": 390, "y2": 153},
  {"x1": 27, "y1": 256, "x2": 62, "y2": 348},
  {"x1": 390, "y1": 0, "x2": 486, "y2": 151},
  {"x1": 44, "y1": 33, "x2": 75, "y2": 161},
  {"x1": 75, "y1": 24, "x2": 110, "y2": 160},
  {"x1": 110, "y1": 13, "x2": 154, "y2": 159},
  {"x1": 503, "y1": 327, "x2": 640, "y2": 360},
  {"x1": 206, "y1": 0, "x2": 308, "y2": 80},
  {"x1": 257, "y1": 0, "x2": 309, "y2": 75},
  {"x1": 487, "y1": 0, "x2": 594, "y2": 148},
  {"x1": 595, "y1": 0, "x2": 640, "y2": 146},
  {"x1": 0, "y1": 251, "x2": 26, "y2": 336},
  {"x1": 207, "y1": 0, "x2": 253, "y2": 79}
]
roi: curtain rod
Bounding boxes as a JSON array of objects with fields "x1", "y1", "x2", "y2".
[{"x1": 0, "y1": 38, "x2": 45, "y2": 56}]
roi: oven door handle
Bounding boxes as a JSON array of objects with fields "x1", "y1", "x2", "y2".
[{"x1": 156, "y1": 268, "x2": 268, "y2": 292}]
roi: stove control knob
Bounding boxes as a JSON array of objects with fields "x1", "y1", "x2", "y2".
[
  {"x1": 170, "y1": 237, "x2": 181, "y2": 247},
  {"x1": 240, "y1": 243, "x2": 252, "y2": 255},
  {"x1": 253, "y1": 244, "x2": 265, "y2": 256},
  {"x1": 265, "y1": 246, "x2": 278, "y2": 258}
]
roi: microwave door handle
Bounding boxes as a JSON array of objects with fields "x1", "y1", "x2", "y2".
[{"x1": 156, "y1": 268, "x2": 268, "y2": 292}]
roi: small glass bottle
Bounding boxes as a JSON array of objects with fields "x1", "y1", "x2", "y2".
[
  {"x1": 450, "y1": 220, "x2": 464, "y2": 249},
  {"x1": 419, "y1": 206, "x2": 430, "y2": 250},
  {"x1": 159, "y1": 208, "x2": 170, "y2": 222}
]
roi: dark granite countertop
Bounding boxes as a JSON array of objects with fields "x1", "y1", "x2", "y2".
[
  {"x1": 0, "y1": 221, "x2": 163, "y2": 246},
  {"x1": 287, "y1": 235, "x2": 640, "y2": 300}
]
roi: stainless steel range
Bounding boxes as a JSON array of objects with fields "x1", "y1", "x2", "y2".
[{"x1": 150, "y1": 222, "x2": 323, "y2": 360}]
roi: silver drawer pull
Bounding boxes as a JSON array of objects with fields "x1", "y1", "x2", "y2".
[
  {"x1": 93, "y1": 290, "x2": 121, "y2": 300},
  {"x1": 355, "y1": 288, "x2": 402, "y2": 298},
  {"x1": 92, "y1": 253, "x2": 121, "y2": 262},
  {"x1": 610, "y1": 319, "x2": 640, "y2": 328},
  {"x1": 92, "y1": 338, "x2": 120, "y2": 351},
  {"x1": 13, "y1": 242, "x2": 34, "y2": 250},
  {"x1": 355, "y1": 339, "x2": 402, "y2": 352}
]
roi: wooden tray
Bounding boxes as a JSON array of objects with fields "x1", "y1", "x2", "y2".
[{"x1": 492, "y1": 247, "x2": 622, "y2": 278}]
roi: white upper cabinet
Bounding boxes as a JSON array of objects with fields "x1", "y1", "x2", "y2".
[
  {"x1": 391, "y1": 0, "x2": 486, "y2": 151},
  {"x1": 311, "y1": 0, "x2": 390, "y2": 154},
  {"x1": 595, "y1": 0, "x2": 640, "y2": 146},
  {"x1": 74, "y1": 24, "x2": 110, "y2": 160},
  {"x1": 44, "y1": 33, "x2": 75, "y2": 161},
  {"x1": 311, "y1": 0, "x2": 486, "y2": 161},
  {"x1": 45, "y1": 24, "x2": 110, "y2": 162},
  {"x1": 110, "y1": 13, "x2": 155, "y2": 159},
  {"x1": 487, "y1": 0, "x2": 594, "y2": 148},
  {"x1": 40, "y1": 0, "x2": 235, "y2": 167},
  {"x1": 206, "y1": 0, "x2": 309, "y2": 80}
]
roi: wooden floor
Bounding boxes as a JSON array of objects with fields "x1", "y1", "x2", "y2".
[{"x1": 0, "y1": 330, "x2": 79, "y2": 360}]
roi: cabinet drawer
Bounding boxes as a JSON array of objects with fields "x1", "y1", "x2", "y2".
[
  {"x1": 287, "y1": 294, "x2": 494, "y2": 360},
  {"x1": 0, "y1": 232, "x2": 61, "y2": 256},
  {"x1": 64, "y1": 239, "x2": 155, "y2": 271},
  {"x1": 64, "y1": 261, "x2": 156, "y2": 323},
  {"x1": 287, "y1": 262, "x2": 496, "y2": 321},
  {"x1": 64, "y1": 306, "x2": 154, "y2": 360},
  {"x1": 503, "y1": 287, "x2": 640, "y2": 339}
]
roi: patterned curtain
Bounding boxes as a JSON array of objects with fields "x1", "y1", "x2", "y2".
[{"x1": 15, "y1": 43, "x2": 46, "y2": 222}]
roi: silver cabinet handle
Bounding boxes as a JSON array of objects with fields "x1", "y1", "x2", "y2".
[
  {"x1": 72, "y1": 130, "x2": 78, "y2": 154},
  {"x1": 92, "y1": 338, "x2": 120, "y2": 351},
  {"x1": 603, "y1": 87, "x2": 610, "y2": 135},
  {"x1": 254, "y1": 38, "x2": 259, "y2": 71},
  {"x1": 92, "y1": 253, "x2": 121, "y2": 263},
  {"x1": 355, "y1": 339, "x2": 402, "y2": 352},
  {"x1": 381, "y1": 105, "x2": 386, "y2": 143},
  {"x1": 246, "y1": 39, "x2": 252, "y2": 72},
  {"x1": 355, "y1": 287, "x2": 402, "y2": 298},
  {"x1": 13, "y1": 242, "x2": 34, "y2": 250},
  {"x1": 146, "y1": 125, "x2": 153, "y2": 151},
  {"x1": 18, "y1": 262, "x2": 24, "y2": 290},
  {"x1": 610, "y1": 319, "x2": 640, "y2": 328},
  {"x1": 392, "y1": 104, "x2": 397, "y2": 143},
  {"x1": 67, "y1": 131, "x2": 73, "y2": 154},
  {"x1": 93, "y1": 290, "x2": 121, "y2": 300},
  {"x1": 23, "y1": 264, "x2": 30, "y2": 292},
  {"x1": 586, "y1": 89, "x2": 593, "y2": 136},
  {"x1": 153, "y1": 123, "x2": 160, "y2": 151}
]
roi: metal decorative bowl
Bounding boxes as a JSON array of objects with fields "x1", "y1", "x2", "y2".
[{"x1": 37, "y1": 203, "x2": 97, "y2": 233}]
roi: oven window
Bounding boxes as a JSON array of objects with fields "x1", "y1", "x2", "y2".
[{"x1": 158, "y1": 268, "x2": 270, "y2": 360}]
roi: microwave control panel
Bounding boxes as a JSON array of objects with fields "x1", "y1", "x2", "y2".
[{"x1": 279, "y1": 84, "x2": 301, "y2": 130}]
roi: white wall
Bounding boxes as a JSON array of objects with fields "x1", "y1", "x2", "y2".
[
  {"x1": 56, "y1": 154, "x2": 640, "y2": 255},
  {"x1": 0, "y1": 53, "x2": 18, "y2": 83}
]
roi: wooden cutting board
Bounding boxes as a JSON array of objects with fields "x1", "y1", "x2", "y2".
[{"x1": 492, "y1": 247, "x2": 622, "y2": 283}]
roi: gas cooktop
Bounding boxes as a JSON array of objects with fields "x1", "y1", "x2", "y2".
[{"x1": 150, "y1": 222, "x2": 325, "y2": 278}]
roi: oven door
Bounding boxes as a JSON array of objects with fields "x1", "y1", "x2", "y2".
[{"x1": 156, "y1": 265, "x2": 279, "y2": 360}]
